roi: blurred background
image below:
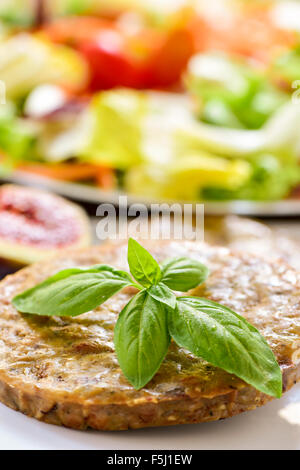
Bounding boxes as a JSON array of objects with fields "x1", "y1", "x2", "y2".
[{"x1": 1, "y1": 0, "x2": 300, "y2": 278}]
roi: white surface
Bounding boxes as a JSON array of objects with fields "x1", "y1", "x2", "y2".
[{"x1": 0, "y1": 384, "x2": 300, "y2": 450}]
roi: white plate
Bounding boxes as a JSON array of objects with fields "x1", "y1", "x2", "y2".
[
  {"x1": 1, "y1": 384, "x2": 300, "y2": 450},
  {"x1": 2, "y1": 171, "x2": 300, "y2": 217}
]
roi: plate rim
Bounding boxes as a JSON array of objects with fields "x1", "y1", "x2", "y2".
[{"x1": 2, "y1": 170, "x2": 300, "y2": 217}]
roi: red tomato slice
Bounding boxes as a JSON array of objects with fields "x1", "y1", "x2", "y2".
[
  {"x1": 143, "y1": 29, "x2": 195, "y2": 88},
  {"x1": 42, "y1": 16, "x2": 195, "y2": 90},
  {"x1": 79, "y1": 29, "x2": 146, "y2": 89},
  {"x1": 80, "y1": 28, "x2": 194, "y2": 90}
]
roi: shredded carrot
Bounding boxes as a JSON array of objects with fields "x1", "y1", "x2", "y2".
[
  {"x1": 95, "y1": 167, "x2": 116, "y2": 190},
  {"x1": 18, "y1": 163, "x2": 116, "y2": 190}
]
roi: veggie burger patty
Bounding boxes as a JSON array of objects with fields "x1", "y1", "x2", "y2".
[{"x1": 0, "y1": 240, "x2": 299, "y2": 430}]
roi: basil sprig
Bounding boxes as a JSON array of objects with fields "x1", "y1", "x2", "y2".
[
  {"x1": 13, "y1": 265, "x2": 135, "y2": 317},
  {"x1": 12, "y1": 238, "x2": 282, "y2": 398}
]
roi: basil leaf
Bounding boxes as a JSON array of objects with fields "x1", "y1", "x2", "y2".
[
  {"x1": 127, "y1": 238, "x2": 161, "y2": 287},
  {"x1": 148, "y1": 283, "x2": 176, "y2": 309},
  {"x1": 169, "y1": 297, "x2": 282, "y2": 398},
  {"x1": 114, "y1": 290, "x2": 170, "y2": 389},
  {"x1": 161, "y1": 257, "x2": 209, "y2": 291},
  {"x1": 12, "y1": 265, "x2": 134, "y2": 317}
]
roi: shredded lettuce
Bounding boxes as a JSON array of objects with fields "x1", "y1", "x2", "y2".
[
  {"x1": 175, "y1": 101, "x2": 300, "y2": 162},
  {"x1": 202, "y1": 154, "x2": 300, "y2": 201},
  {"x1": 0, "y1": 103, "x2": 37, "y2": 172},
  {"x1": 0, "y1": 34, "x2": 88, "y2": 100},
  {"x1": 126, "y1": 97, "x2": 300, "y2": 202},
  {"x1": 80, "y1": 89, "x2": 147, "y2": 169},
  {"x1": 271, "y1": 45, "x2": 300, "y2": 85},
  {"x1": 126, "y1": 151, "x2": 300, "y2": 202},
  {"x1": 186, "y1": 52, "x2": 288, "y2": 130},
  {"x1": 0, "y1": 120, "x2": 37, "y2": 174},
  {"x1": 0, "y1": 0, "x2": 33, "y2": 27},
  {"x1": 126, "y1": 151, "x2": 252, "y2": 201},
  {"x1": 1, "y1": 85, "x2": 299, "y2": 203}
]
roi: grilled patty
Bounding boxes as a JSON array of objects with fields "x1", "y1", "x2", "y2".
[
  {"x1": 205, "y1": 215, "x2": 300, "y2": 270},
  {"x1": 0, "y1": 240, "x2": 300, "y2": 430}
]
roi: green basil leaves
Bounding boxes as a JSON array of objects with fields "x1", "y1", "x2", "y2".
[
  {"x1": 169, "y1": 297, "x2": 282, "y2": 398},
  {"x1": 12, "y1": 238, "x2": 282, "y2": 397},
  {"x1": 161, "y1": 256, "x2": 209, "y2": 291},
  {"x1": 114, "y1": 290, "x2": 170, "y2": 389},
  {"x1": 12, "y1": 265, "x2": 134, "y2": 317},
  {"x1": 127, "y1": 237, "x2": 161, "y2": 287}
]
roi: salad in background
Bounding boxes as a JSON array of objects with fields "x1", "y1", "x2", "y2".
[{"x1": 1, "y1": 0, "x2": 300, "y2": 202}]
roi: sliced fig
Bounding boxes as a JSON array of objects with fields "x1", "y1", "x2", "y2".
[{"x1": 0, "y1": 185, "x2": 91, "y2": 265}]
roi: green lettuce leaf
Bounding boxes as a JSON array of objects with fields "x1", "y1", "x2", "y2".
[
  {"x1": 186, "y1": 52, "x2": 288, "y2": 130},
  {"x1": 80, "y1": 89, "x2": 147, "y2": 169},
  {"x1": 202, "y1": 153, "x2": 300, "y2": 201},
  {"x1": 0, "y1": 105, "x2": 37, "y2": 172}
]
